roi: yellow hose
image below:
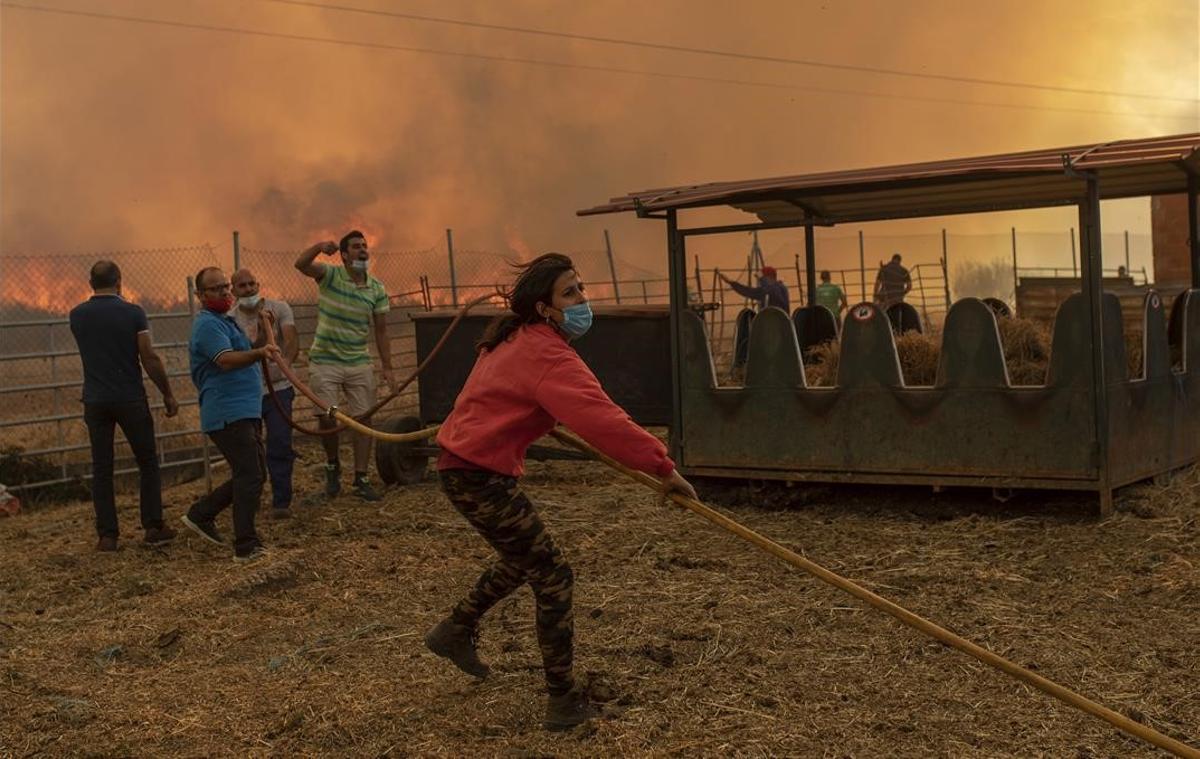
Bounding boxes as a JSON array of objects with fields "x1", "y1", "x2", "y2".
[{"x1": 549, "y1": 427, "x2": 1199, "y2": 759}]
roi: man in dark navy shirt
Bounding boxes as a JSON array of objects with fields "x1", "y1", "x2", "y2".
[{"x1": 69, "y1": 261, "x2": 179, "y2": 552}]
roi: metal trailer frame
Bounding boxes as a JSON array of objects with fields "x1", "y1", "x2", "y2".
[{"x1": 578, "y1": 134, "x2": 1200, "y2": 513}]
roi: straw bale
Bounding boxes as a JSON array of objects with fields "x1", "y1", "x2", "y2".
[
  {"x1": 1126, "y1": 332, "x2": 1144, "y2": 379},
  {"x1": 804, "y1": 340, "x2": 840, "y2": 387},
  {"x1": 894, "y1": 332, "x2": 940, "y2": 386}
]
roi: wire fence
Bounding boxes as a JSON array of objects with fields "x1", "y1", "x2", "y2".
[{"x1": 0, "y1": 226, "x2": 1156, "y2": 495}]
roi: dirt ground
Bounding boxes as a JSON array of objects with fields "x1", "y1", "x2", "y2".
[{"x1": 1, "y1": 444, "x2": 1197, "y2": 758}]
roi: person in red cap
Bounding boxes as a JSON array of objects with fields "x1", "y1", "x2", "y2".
[{"x1": 718, "y1": 265, "x2": 790, "y2": 312}]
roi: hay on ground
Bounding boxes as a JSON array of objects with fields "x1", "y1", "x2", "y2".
[{"x1": 0, "y1": 447, "x2": 1196, "y2": 756}]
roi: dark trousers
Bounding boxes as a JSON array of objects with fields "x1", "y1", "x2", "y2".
[
  {"x1": 261, "y1": 386, "x2": 296, "y2": 509},
  {"x1": 439, "y1": 469, "x2": 575, "y2": 696},
  {"x1": 189, "y1": 418, "x2": 264, "y2": 553},
  {"x1": 83, "y1": 399, "x2": 163, "y2": 538}
]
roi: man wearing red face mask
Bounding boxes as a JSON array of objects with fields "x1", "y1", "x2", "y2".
[{"x1": 183, "y1": 267, "x2": 280, "y2": 562}]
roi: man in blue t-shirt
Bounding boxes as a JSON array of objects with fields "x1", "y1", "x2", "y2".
[
  {"x1": 69, "y1": 260, "x2": 179, "y2": 552},
  {"x1": 181, "y1": 266, "x2": 280, "y2": 562},
  {"x1": 718, "y1": 266, "x2": 790, "y2": 313}
]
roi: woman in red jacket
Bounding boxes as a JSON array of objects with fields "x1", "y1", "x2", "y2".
[{"x1": 424, "y1": 253, "x2": 696, "y2": 731}]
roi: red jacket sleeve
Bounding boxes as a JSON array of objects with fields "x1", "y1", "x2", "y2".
[{"x1": 534, "y1": 352, "x2": 676, "y2": 478}]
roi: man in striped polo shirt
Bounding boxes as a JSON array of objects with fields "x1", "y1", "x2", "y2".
[{"x1": 295, "y1": 230, "x2": 396, "y2": 501}]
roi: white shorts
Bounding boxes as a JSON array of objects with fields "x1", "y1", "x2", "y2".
[{"x1": 308, "y1": 363, "x2": 377, "y2": 417}]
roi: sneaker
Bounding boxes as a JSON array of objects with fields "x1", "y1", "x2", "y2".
[
  {"x1": 424, "y1": 619, "x2": 490, "y2": 679},
  {"x1": 181, "y1": 514, "x2": 227, "y2": 547},
  {"x1": 233, "y1": 545, "x2": 268, "y2": 563},
  {"x1": 324, "y1": 461, "x2": 341, "y2": 498},
  {"x1": 96, "y1": 536, "x2": 118, "y2": 552},
  {"x1": 270, "y1": 508, "x2": 293, "y2": 520},
  {"x1": 544, "y1": 687, "x2": 600, "y2": 732},
  {"x1": 352, "y1": 476, "x2": 382, "y2": 502},
  {"x1": 143, "y1": 525, "x2": 177, "y2": 545}
]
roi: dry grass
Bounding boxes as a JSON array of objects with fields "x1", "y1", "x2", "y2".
[{"x1": 1, "y1": 446, "x2": 1197, "y2": 757}]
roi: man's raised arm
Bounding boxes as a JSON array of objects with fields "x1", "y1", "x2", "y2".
[{"x1": 295, "y1": 241, "x2": 337, "y2": 281}]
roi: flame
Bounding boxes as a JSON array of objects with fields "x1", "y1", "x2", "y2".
[
  {"x1": 0, "y1": 258, "x2": 192, "y2": 317},
  {"x1": 1, "y1": 259, "x2": 139, "y2": 315}
]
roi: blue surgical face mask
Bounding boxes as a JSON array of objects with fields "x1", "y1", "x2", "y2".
[{"x1": 558, "y1": 302, "x2": 593, "y2": 339}]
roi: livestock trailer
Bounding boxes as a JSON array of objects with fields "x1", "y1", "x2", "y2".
[{"x1": 575, "y1": 133, "x2": 1200, "y2": 513}]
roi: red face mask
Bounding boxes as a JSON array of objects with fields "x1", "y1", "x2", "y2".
[{"x1": 203, "y1": 295, "x2": 234, "y2": 314}]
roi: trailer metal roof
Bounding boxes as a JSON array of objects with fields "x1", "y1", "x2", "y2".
[{"x1": 578, "y1": 132, "x2": 1200, "y2": 224}]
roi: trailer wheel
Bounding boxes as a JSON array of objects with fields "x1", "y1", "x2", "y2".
[{"x1": 375, "y1": 415, "x2": 430, "y2": 485}]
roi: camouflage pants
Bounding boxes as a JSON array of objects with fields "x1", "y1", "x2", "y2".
[{"x1": 439, "y1": 468, "x2": 575, "y2": 696}]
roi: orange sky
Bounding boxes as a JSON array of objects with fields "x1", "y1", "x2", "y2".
[{"x1": 1, "y1": 0, "x2": 1198, "y2": 293}]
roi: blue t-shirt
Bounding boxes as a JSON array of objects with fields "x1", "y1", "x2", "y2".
[
  {"x1": 189, "y1": 309, "x2": 262, "y2": 432},
  {"x1": 68, "y1": 294, "x2": 149, "y2": 404},
  {"x1": 728, "y1": 278, "x2": 791, "y2": 313}
]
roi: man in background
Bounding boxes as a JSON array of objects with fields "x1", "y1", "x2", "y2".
[
  {"x1": 294, "y1": 230, "x2": 395, "y2": 502},
  {"x1": 815, "y1": 270, "x2": 848, "y2": 328},
  {"x1": 718, "y1": 265, "x2": 790, "y2": 312},
  {"x1": 69, "y1": 260, "x2": 178, "y2": 552},
  {"x1": 231, "y1": 268, "x2": 299, "y2": 519},
  {"x1": 183, "y1": 266, "x2": 278, "y2": 563},
  {"x1": 874, "y1": 254, "x2": 912, "y2": 309}
]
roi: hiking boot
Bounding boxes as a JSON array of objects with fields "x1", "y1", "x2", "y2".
[
  {"x1": 352, "y1": 475, "x2": 382, "y2": 502},
  {"x1": 324, "y1": 461, "x2": 341, "y2": 498},
  {"x1": 181, "y1": 514, "x2": 227, "y2": 547},
  {"x1": 424, "y1": 619, "x2": 490, "y2": 679},
  {"x1": 143, "y1": 525, "x2": 177, "y2": 545},
  {"x1": 270, "y1": 508, "x2": 293, "y2": 520},
  {"x1": 96, "y1": 536, "x2": 118, "y2": 552},
  {"x1": 233, "y1": 545, "x2": 268, "y2": 563},
  {"x1": 544, "y1": 687, "x2": 600, "y2": 732}
]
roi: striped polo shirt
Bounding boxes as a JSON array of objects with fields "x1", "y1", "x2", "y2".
[{"x1": 309, "y1": 265, "x2": 390, "y2": 366}]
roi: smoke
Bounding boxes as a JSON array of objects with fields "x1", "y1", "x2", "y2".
[
  {"x1": 1, "y1": 0, "x2": 1197, "y2": 281},
  {"x1": 953, "y1": 259, "x2": 1016, "y2": 304}
]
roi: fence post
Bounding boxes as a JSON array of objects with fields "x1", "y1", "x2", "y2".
[
  {"x1": 794, "y1": 252, "x2": 803, "y2": 306},
  {"x1": 232, "y1": 230, "x2": 240, "y2": 272},
  {"x1": 187, "y1": 276, "x2": 213, "y2": 494},
  {"x1": 1124, "y1": 229, "x2": 1130, "y2": 275},
  {"x1": 915, "y1": 267, "x2": 930, "y2": 326},
  {"x1": 1070, "y1": 227, "x2": 1077, "y2": 277},
  {"x1": 941, "y1": 228, "x2": 951, "y2": 308},
  {"x1": 445, "y1": 228, "x2": 458, "y2": 307},
  {"x1": 604, "y1": 229, "x2": 621, "y2": 304},
  {"x1": 858, "y1": 230, "x2": 866, "y2": 303},
  {"x1": 1011, "y1": 227, "x2": 1019, "y2": 313}
]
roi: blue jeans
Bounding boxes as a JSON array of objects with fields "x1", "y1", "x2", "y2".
[{"x1": 262, "y1": 386, "x2": 296, "y2": 509}]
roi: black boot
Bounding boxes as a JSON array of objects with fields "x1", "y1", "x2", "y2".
[
  {"x1": 544, "y1": 687, "x2": 599, "y2": 732},
  {"x1": 424, "y1": 619, "x2": 489, "y2": 678}
]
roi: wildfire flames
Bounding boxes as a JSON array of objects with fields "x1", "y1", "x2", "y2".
[{"x1": 0, "y1": 258, "x2": 158, "y2": 316}]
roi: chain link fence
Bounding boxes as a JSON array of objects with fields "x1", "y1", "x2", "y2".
[{"x1": 0, "y1": 227, "x2": 1155, "y2": 495}]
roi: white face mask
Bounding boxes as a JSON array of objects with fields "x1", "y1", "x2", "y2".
[
  {"x1": 238, "y1": 294, "x2": 261, "y2": 309},
  {"x1": 351, "y1": 259, "x2": 368, "y2": 272}
]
